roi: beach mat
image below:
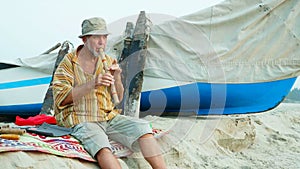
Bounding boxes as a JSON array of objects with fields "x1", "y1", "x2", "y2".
[{"x1": 0, "y1": 128, "x2": 167, "y2": 162}]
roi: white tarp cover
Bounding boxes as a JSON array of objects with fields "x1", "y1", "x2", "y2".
[
  {"x1": 0, "y1": 53, "x2": 58, "y2": 74},
  {"x1": 1, "y1": 0, "x2": 299, "y2": 85},
  {"x1": 144, "y1": 0, "x2": 300, "y2": 84}
]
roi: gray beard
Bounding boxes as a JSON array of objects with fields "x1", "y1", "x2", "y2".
[{"x1": 86, "y1": 43, "x2": 100, "y2": 57}]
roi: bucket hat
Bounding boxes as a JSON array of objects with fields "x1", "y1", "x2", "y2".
[{"x1": 79, "y1": 17, "x2": 110, "y2": 38}]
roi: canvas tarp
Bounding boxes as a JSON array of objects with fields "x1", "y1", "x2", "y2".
[
  {"x1": 143, "y1": 0, "x2": 300, "y2": 85},
  {"x1": 0, "y1": 53, "x2": 58, "y2": 74},
  {"x1": 1, "y1": 0, "x2": 299, "y2": 87}
]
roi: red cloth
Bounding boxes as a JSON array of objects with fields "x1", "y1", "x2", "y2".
[{"x1": 15, "y1": 114, "x2": 57, "y2": 126}]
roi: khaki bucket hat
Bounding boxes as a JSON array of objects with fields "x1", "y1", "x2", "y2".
[{"x1": 78, "y1": 17, "x2": 110, "y2": 38}]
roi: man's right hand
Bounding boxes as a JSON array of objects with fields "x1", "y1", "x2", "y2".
[{"x1": 95, "y1": 73, "x2": 115, "y2": 87}]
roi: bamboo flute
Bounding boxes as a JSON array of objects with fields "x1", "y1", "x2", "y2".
[{"x1": 99, "y1": 48, "x2": 120, "y2": 105}]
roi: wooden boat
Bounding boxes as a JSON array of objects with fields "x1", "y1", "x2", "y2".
[
  {"x1": 0, "y1": 0, "x2": 299, "y2": 116},
  {"x1": 117, "y1": 0, "x2": 300, "y2": 116},
  {"x1": 0, "y1": 57, "x2": 54, "y2": 115},
  {"x1": 0, "y1": 64, "x2": 296, "y2": 116}
]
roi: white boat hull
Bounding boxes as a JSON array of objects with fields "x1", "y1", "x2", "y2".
[{"x1": 0, "y1": 66, "x2": 51, "y2": 115}]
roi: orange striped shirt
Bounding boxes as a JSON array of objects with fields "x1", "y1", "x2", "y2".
[{"x1": 52, "y1": 45, "x2": 120, "y2": 127}]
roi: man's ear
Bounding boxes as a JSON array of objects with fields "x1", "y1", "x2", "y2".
[
  {"x1": 82, "y1": 36, "x2": 91, "y2": 43},
  {"x1": 82, "y1": 37, "x2": 87, "y2": 43}
]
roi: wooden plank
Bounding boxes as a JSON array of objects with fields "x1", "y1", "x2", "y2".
[
  {"x1": 119, "y1": 11, "x2": 150, "y2": 117},
  {"x1": 41, "y1": 43, "x2": 61, "y2": 55}
]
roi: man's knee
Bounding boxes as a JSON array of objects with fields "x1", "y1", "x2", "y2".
[
  {"x1": 96, "y1": 147, "x2": 113, "y2": 157},
  {"x1": 139, "y1": 133, "x2": 154, "y2": 139},
  {"x1": 138, "y1": 133, "x2": 156, "y2": 145}
]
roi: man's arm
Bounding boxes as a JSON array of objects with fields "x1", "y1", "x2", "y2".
[
  {"x1": 58, "y1": 58, "x2": 124, "y2": 107},
  {"x1": 61, "y1": 70, "x2": 123, "y2": 107},
  {"x1": 95, "y1": 61, "x2": 124, "y2": 103},
  {"x1": 60, "y1": 80, "x2": 95, "y2": 106}
]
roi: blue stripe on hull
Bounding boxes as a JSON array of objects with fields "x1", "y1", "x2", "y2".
[
  {"x1": 0, "y1": 77, "x2": 52, "y2": 90},
  {"x1": 140, "y1": 77, "x2": 296, "y2": 115}
]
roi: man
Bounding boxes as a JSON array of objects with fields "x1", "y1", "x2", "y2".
[{"x1": 52, "y1": 17, "x2": 166, "y2": 169}]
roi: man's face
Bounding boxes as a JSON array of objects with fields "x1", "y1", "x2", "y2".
[{"x1": 86, "y1": 35, "x2": 108, "y2": 57}]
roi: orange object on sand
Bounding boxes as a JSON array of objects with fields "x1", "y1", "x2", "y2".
[{"x1": 0, "y1": 134, "x2": 20, "y2": 140}]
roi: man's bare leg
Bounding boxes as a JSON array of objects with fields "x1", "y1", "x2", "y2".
[
  {"x1": 139, "y1": 134, "x2": 167, "y2": 169},
  {"x1": 95, "y1": 148, "x2": 122, "y2": 169}
]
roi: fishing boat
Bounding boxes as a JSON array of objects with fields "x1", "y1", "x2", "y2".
[
  {"x1": 0, "y1": 62, "x2": 297, "y2": 116},
  {"x1": 0, "y1": 54, "x2": 56, "y2": 115},
  {"x1": 115, "y1": 0, "x2": 300, "y2": 116},
  {"x1": 0, "y1": 0, "x2": 299, "y2": 116}
]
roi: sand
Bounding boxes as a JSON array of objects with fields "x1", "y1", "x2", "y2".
[{"x1": 1, "y1": 103, "x2": 300, "y2": 169}]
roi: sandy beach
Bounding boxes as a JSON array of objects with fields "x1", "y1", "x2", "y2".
[
  {"x1": 123, "y1": 103, "x2": 300, "y2": 169},
  {"x1": 1, "y1": 103, "x2": 300, "y2": 169}
]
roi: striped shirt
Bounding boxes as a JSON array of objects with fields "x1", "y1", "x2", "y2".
[{"x1": 52, "y1": 45, "x2": 120, "y2": 128}]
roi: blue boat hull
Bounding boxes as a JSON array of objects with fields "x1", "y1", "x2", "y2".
[
  {"x1": 0, "y1": 103, "x2": 43, "y2": 115},
  {"x1": 0, "y1": 77, "x2": 296, "y2": 116},
  {"x1": 140, "y1": 77, "x2": 296, "y2": 115}
]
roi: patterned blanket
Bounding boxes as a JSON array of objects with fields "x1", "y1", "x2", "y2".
[{"x1": 0, "y1": 129, "x2": 166, "y2": 162}]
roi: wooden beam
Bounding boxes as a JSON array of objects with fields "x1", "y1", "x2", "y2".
[
  {"x1": 41, "y1": 43, "x2": 61, "y2": 55},
  {"x1": 119, "y1": 11, "x2": 151, "y2": 117}
]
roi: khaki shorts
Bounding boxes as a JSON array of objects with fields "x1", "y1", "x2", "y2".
[{"x1": 71, "y1": 114, "x2": 152, "y2": 157}]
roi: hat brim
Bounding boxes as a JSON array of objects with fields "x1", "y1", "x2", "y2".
[{"x1": 78, "y1": 30, "x2": 110, "y2": 38}]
